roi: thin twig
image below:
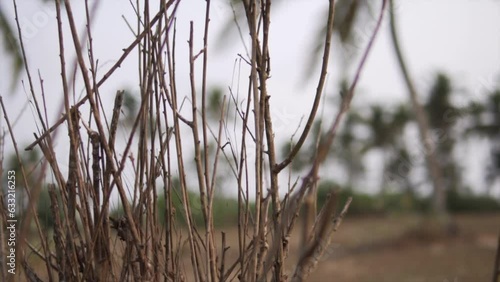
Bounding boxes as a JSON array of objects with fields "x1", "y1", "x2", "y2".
[
  {"x1": 25, "y1": 4, "x2": 171, "y2": 151},
  {"x1": 273, "y1": 0, "x2": 336, "y2": 174}
]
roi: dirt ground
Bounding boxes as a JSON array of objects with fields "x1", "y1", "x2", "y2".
[
  {"x1": 212, "y1": 213, "x2": 499, "y2": 281},
  {"x1": 288, "y1": 213, "x2": 500, "y2": 282},
  {"x1": 25, "y1": 213, "x2": 500, "y2": 281},
  {"x1": 192, "y1": 213, "x2": 499, "y2": 281}
]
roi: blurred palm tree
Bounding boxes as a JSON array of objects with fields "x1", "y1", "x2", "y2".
[
  {"x1": 295, "y1": 0, "x2": 448, "y2": 217},
  {"x1": 388, "y1": 0, "x2": 448, "y2": 217},
  {"x1": 1, "y1": 0, "x2": 60, "y2": 90},
  {"x1": 323, "y1": 0, "x2": 450, "y2": 216},
  {"x1": 359, "y1": 104, "x2": 411, "y2": 192},
  {"x1": 425, "y1": 73, "x2": 462, "y2": 193},
  {"x1": 465, "y1": 89, "x2": 500, "y2": 193},
  {"x1": 222, "y1": 0, "x2": 437, "y2": 192},
  {"x1": 336, "y1": 110, "x2": 366, "y2": 188}
]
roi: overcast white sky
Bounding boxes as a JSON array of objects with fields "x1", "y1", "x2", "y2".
[{"x1": 1, "y1": 0, "x2": 499, "y2": 196}]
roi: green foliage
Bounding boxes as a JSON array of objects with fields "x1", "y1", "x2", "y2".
[
  {"x1": 425, "y1": 73, "x2": 463, "y2": 191},
  {"x1": 465, "y1": 90, "x2": 500, "y2": 138},
  {"x1": 36, "y1": 187, "x2": 53, "y2": 228},
  {"x1": 122, "y1": 89, "x2": 138, "y2": 125},
  {"x1": 426, "y1": 73, "x2": 454, "y2": 129},
  {"x1": 280, "y1": 139, "x2": 311, "y2": 172},
  {"x1": 360, "y1": 104, "x2": 410, "y2": 152},
  {"x1": 156, "y1": 189, "x2": 203, "y2": 227},
  {"x1": 6, "y1": 150, "x2": 40, "y2": 190},
  {"x1": 316, "y1": 182, "x2": 500, "y2": 216},
  {"x1": 156, "y1": 189, "x2": 241, "y2": 228},
  {"x1": 334, "y1": 0, "x2": 362, "y2": 43},
  {"x1": 446, "y1": 190, "x2": 500, "y2": 212},
  {"x1": 87, "y1": 186, "x2": 500, "y2": 232},
  {"x1": 28, "y1": 184, "x2": 71, "y2": 230},
  {"x1": 109, "y1": 203, "x2": 125, "y2": 219},
  {"x1": 0, "y1": 5, "x2": 23, "y2": 90},
  {"x1": 316, "y1": 182, "x2": 384, "y2": 216},
  {"x1": 210, "y1": 197, "x2": 241, "y2": 227},
  {"x1": 208, "y1": 87, "x2": 224, "y2": 120},
  {"x1": 107, "y1": 189, "x2": 243, "y2": 229}
]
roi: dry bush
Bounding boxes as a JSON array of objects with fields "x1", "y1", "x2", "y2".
[{"x1": 0, "y1": 0, "x2": 387, "y2": 281}]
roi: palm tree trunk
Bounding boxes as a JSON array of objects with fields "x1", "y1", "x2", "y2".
[{"x1": 388, "y1": 0, "x2": 447, "y2": 217}]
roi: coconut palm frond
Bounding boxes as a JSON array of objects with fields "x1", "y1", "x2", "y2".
[{"x1": 0, "y1": 5, "x2": 23, "y2": 91}]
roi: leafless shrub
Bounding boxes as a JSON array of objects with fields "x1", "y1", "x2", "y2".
[{"x1": 0, "y1": 0, "x2": 387, "y2": 281}]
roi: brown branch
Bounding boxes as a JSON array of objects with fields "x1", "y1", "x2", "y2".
[
  {"x1": 241, "y1": 1, "x2": 266, "y2": 280},
  {"x1": 169, "y1": 22, "x2": 203, "y2": 281},
  {"x1": 219, "y1": 232, "x2": 229, "y2": 282},
  {"x1": 292, "y1": 194, "x2": 352, "y2": 282},
  {"x1": 9, "y1": 3, "x2": 59, "y2": 280},
  {"x1": 273, "y1": 0, "x2": 336, "y2": 174},
  {"x1": 200, "y1": 1, "x2": 219, "y2": 279},
  {"x1": 25, "y1": 4, "x2": 170, "y2": 151},
  {"x1": 188, "y1": 20, "x2": 212, "y2": 281},
  {"x1": 274, "y1": 0, "x2": 388, "y2": 277},
  {"x1": 63, "y1": 0, "x2": 149, "y2": 273}
]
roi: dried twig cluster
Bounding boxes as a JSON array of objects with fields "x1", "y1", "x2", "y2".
[{"x1": 0, "y1": 0, "x2": 387, "y2": 281}]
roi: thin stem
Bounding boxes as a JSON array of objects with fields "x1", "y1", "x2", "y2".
[{"x1": 274, "y1": 0, "x2": 336, "y2": 174}]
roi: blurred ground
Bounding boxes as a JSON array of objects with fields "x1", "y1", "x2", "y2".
[
  {"x1": 26, "y1": 213, "x2": 500, "y2": 281},
  {"x1": 296, "y1": 213, "x2": 500, "y2": 282}
]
